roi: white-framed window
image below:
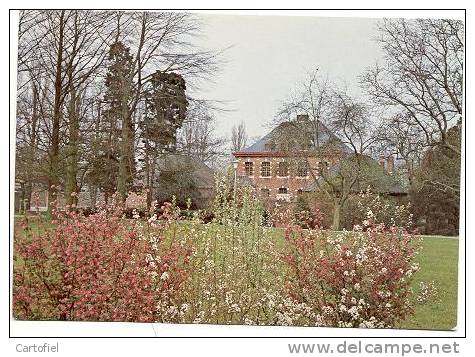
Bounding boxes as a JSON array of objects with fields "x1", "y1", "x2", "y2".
[
  {"x1": 261, "y1": 161, "x2": 271, "y2": 177},
  {"x1": 296, "y1": 160, "x2": 309, "y2": 177},
  {"x1": 278, "y1": 187, "x2": 288, "y2": 194},
  {"x1": 244, "y1": 161, "x2": 254, "y2": 176}
]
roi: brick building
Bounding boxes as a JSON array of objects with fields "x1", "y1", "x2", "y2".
[{"x1": 232, "y1": 115, "x2": 352, "y2": 202}]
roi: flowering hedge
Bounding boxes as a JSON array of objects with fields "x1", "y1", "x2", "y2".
[
  {"x1": 343, "y1": 190, "x2": 413, "y2": 231},
  {"x1": 13, "y1": 204, "x2": 191, "y2": 322}
]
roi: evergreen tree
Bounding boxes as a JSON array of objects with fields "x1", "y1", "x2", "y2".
[
  {"x1": 103, "y1": 41, "x2": 135, "y2": 199},
  {"x1": 140, "y1": 71, "x2": 188, "y2": 207}
]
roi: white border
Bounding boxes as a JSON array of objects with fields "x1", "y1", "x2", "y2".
[{"x1": 5, "y1": 5, "x2": 467, "y2": 347}]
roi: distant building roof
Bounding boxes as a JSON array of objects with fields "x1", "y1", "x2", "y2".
[
  {"x1": 158, "y1": 154, "x2": 215, "y2": 189},
  {"x1": 240, "y1": 131, "x2": 274, "y2": 153},
  {"x1": 234, "y1": 115, "x2": 352, "y2": 156}
]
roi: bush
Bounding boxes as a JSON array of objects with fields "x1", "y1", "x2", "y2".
[
  {"x1": 342, "y1": 190, "x2": 413, "y2": 231},
  {"x1": 293, "y1": 195, "x2": 323, "y2": 229},
  {"x1": 13, "y1": 203, "x2": 191, "y2": 322},
  {"x1": 301, "y1": 191, "x2": 336, "y2": 229},
  {"x1": 267, "y1": 198, "x2": 322, "y2": 229},
  {"x1": 13, "y1": 179, "x2": 427, "y2": 328},
  {"x1": 174, "y1": 175, "x2": 284, "y2": 325},
  {"x1": 281, "y1": 222, "x2": 421, "y2": 328}
]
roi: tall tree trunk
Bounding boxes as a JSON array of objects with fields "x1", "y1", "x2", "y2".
[
  {"x1": 117, "y1": 102, "x2": 131, "y2": 200},
  {"x1": 150, "y1": 153, "x2": 157, "y2": 209},
  {"x1": 64, "y1": 12, "x2": 81, "y2": 207},
  {"x1": 127, "y1": 113, "x2": 135, "y2": 180},
  {"x1": 332, "y1": 200, "x2": 341, "y2": 231},
  {"x1": 25, "y1": 79, "x2": 39, "y2": 211},
  {"x1": 89, "y1": 101, "x2": 101, "y2": 208},
  {"x1": 144, "y1": 139, "x2": 151, "y2": 210},
  {"x1": 65, "y1": 88, "x2": 79, "y2": 206},
  {"x1": 48, "y1": 10, "x2": 65, "y2": 212}
]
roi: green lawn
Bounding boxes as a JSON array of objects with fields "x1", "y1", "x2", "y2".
[{"x1": 399, "y1": 236, "x2": 459, "y2": 330}]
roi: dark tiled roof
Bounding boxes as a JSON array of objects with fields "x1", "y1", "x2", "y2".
[
  {"x1": 241, "y1": 131, "x2": 274, "y2": 152},
  {"x1": 158, "y1": 154, "x2": 215, "y2": 188},
  {"x1": 240, "y1": 118, "x2": 352, "y2": 154}
]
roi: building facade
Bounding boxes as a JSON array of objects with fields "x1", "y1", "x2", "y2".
[{"x1": 232, "y1": 115, "x2": 347, "y2": 202}]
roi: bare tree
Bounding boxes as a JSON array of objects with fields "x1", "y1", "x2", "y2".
[
  {"x1": 275, "y1": 69, "x2": 333, "y2": 150},
  {"x1": 360, "y1": 18, "x2": 464, "y2": 155},
  {"x1": 372, "y1": 111, "x2": 426, "y2": 186},
  {"x1": 15, "y1": 69, "x2": 43, "y2": 210},
  {"x1": 230, "y1": 121, "x2": 248, "y2": 152},
  {"x1": 274, "y1": 70, "x2": 389, "y2": 230},
  {"x1": 17, "y1": 10, "x2": 115, "y2": 209},
  {"x1": 319, "y1": 91, "x2": 387, "y2": 230},
  {"x1": 360, "y1": 18, "x2": 463, "y2": 220},
  {"x1": 15, "y1": 10, "x2": 223, "y2": 210},
  {"x1": 177, "y1": 100, "x2": 225, "y2": 165}
]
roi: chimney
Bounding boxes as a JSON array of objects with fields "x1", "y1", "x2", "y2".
[
  {"x1": 296, "y1": 114, "x2": 309, "y2": 121},
  {"x1": 379, "y1": 155, "x2": 394, "y2": 174},
  {"x1": 387, "y1": 155, "x2": 394, "y2": 174}
]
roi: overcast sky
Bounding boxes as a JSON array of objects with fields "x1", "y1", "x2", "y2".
[{"x1": 193, "y1": 14, "x2": 385, "y2": 141}]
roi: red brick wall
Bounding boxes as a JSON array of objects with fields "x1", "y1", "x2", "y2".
[{"x1": 235, "y1": 155, "x2": 335, "y2": 201}]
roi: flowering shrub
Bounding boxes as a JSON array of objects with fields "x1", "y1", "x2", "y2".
[
  {"x1": 267, "y1": 196, "x2": 323, "y2": 229},
  {"x1": 293, "y1": 196, "x2": 323, "y2": 229},
  {"x1": 173, "y1": 176, "x2": 286, "y2": 325},
  {"x1": 13, "y1": 202, "x2": 191, "y2": 322},
  {"x1": 343, "y1": 190, "x2": 413, "y2": 231},
  {"x1": 269, "y1": 203, "x2": 293, "y2": 228},
  {"x1": 124, "y1": 191, "x2": 148, "y2": 218},
  {"x1": 281, "y1": 222, "x2": 421, "y2": 328},
  {"x1": 125, "y1": 191, "x2": 148, "y2": 210}
]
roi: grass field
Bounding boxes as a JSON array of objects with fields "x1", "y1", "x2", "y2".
[{"x1": 399, "y1": 236, "x2": 459, "y2": 330}]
